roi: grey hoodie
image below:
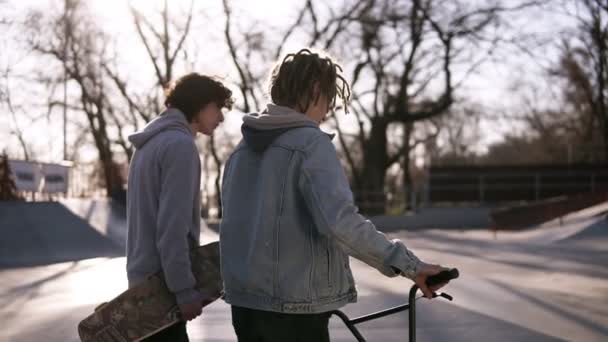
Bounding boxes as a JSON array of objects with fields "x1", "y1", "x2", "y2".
[
  {"x1": 126, "y1": 108, "x2": 203, "y2": 305},
  {"x1": 240, "y1": 103, "x2": 321, "y2": 152},
  {"x1": 220, "y1": 104, "x2": 423, "y2": 314}
]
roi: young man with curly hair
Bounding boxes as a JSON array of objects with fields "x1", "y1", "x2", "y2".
[{"x1": 126, "y1": 73, "x2": 233, "y2": 341}]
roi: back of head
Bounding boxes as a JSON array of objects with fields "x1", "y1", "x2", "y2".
[
  {"x1": 268, "y1": 49, "x2": 350, "y2": 115},
  {"x1": 164, "y1": 73, "x2": 234, "y2": 122}
]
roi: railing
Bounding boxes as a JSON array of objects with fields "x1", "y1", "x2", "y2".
[{"x1": 427, "y1": 169, "x2": 608, "y2": 203}]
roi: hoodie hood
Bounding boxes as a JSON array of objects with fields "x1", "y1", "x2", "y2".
[
  {"x1": 129, "y1": 108, "x2": 193, "y2": 148},
  {"x1": 242, "y1": 104, "x2": 318, "y2": 131},
  {"x1": 241, "y1": 104, "x2": 320, "y2": 152}
]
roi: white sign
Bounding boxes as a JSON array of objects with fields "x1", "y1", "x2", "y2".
[
  {"x1": 8, "y1": 160, "x2": 71, "y2": 193},
  {"x1": 8, "y1": 160, "x2": 42, "y2": 192},
  {"x1": 40, "y1": 163, "x2": 70, "y2": 193}
]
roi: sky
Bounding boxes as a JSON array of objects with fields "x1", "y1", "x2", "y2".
[
  {"x1": 0, "y1": 0, "x2": 579, "y2": 164},
  {"x1": 1, "y1": 0, "x2": 300, "y2": 163}
]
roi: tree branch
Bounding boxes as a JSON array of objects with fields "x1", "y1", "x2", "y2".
[
  {"x1": 222, "y1": 0, "x2": 252, "y2": 112},
  {"x1": 332, "y1": 114, "x2": 361, "y2": 186}
]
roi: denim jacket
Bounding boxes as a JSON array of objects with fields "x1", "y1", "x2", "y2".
[{"x1": 219, "y1": 104, "x2": 423, "y2": 314}]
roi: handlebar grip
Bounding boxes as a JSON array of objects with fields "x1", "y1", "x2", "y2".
[{"x1": 425, "y1": 268, "x2": 459, "y2": 287}]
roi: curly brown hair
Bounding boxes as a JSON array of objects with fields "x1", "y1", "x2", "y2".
[
  {"x1": 269, "y1": 49, "x2": 350, "y2": 114},
  {"x1": 164, "y1": 73, "x2": 234, "y2": 122}
]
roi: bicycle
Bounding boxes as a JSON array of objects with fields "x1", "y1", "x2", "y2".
[{"x1": 329, "y1": 268, "x2": 459, "y2": 342}]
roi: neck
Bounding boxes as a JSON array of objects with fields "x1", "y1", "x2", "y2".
[
  {"x1": 188, "y1": 122, "x2": 198, "y2": 137},
  {"x1": 305, "y1": 113, "x2": 320, "y2": 124},
  {"x1": 292, "y1": 105, "x2": 319, "y2": 123}
]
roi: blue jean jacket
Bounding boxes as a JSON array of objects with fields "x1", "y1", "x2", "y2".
[{"x1": 219, "y1": 105, "x2": 422, "y2": 314}]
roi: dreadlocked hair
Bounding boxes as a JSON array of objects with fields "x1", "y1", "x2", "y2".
[{"x1": 269, "y1": 49, "x2": 351, "y2": 115}]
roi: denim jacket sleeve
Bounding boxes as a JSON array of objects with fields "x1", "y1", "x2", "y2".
[{"x1": 298, "y1": 134, "x2": 423, "y2": 279}]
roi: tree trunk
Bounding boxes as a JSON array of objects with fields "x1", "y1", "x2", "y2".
[
  {"x1": 209, "y1": 135, "x2": 222, "y2": 218},
  {"x1": 402, "y1": 123, "x2": 413, "y2": 212},
  {"x1": 91, "y1": 130, "x2": 115, "y2": 197},
  {"x1": 587, "y1": 0, "x2": 608, "y2": 160},
  {"x1": 602, "y1": 111, "x2": 608, "y2": 162},
  {"x1": 358, "y1": 118, "x2": 388, "y2": 215},
  {"x1": 0, "y1": 152, "x2": 21, "y2": 201}
]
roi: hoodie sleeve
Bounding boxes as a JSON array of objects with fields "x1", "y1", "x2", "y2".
[
  {"x1": 298, "y1": 134, "x2": 423, "y2": 279},
  {"x1": 156, "y1": 136, "x2": 201, "y2": 305}
]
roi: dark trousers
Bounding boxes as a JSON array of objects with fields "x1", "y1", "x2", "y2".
[
  {"x1": 231, "y1": 305, "x2": 331, "y2": 342},
  {"x1": 142, "y1": 321, "x2": 189, "y2": 342}
]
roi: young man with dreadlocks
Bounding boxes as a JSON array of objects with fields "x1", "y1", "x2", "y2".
[{"x1": 219, "y1": 49, "x2": 448, "y2": 341}]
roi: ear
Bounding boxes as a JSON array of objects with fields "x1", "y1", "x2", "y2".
[{"x1": 189, "y1": 112, "x2": 200, "y2": 124}]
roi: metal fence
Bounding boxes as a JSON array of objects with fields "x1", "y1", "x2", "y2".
[{"x1": 426, "y1": 164, "x2": 608, "y2": 203}]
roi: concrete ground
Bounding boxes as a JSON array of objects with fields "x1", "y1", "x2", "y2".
[{"x1": 1, "y1": 201, "x2": 607, "y2": 341}]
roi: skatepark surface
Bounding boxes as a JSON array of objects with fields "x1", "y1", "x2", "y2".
[{"x1": 1, "y1": 199, "x2": 606, "y2": 341}]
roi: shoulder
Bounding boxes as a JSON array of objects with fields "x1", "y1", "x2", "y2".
[
  {"x1": 277, "y1": 127, "x2": 332, "y2": 153},
  {"x1": 156, "y1": 132, "x2": 197, "y2": 160}
]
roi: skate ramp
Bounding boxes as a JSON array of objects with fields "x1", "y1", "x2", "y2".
[
  {"x1": 60, "y1": 198, "x2": 127, "y2": 250},
  {"x1": 0, "y1": 201, "x2": 123, "y2": 268},
  {"x1": 60, "y1": 198, "x2": 214, "y2": 247},
  {"x1": 505, "y1": 201, "x2": 608, "y2": 245}
]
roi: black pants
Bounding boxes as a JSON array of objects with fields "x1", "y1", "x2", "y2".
[
  {"x1": 142, "y1": 321, "x2": 189, "y2": 342},
  {"x1": 231, "y1": 306, "x2": 331, "y2": 342}
]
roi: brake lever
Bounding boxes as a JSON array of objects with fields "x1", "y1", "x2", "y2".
[
  {"x1": 435, "y1": 292, "x2": 453, "y2": 301},
  {"x1": 415, "y1": 292, "x2": 453, "y2": 301}
]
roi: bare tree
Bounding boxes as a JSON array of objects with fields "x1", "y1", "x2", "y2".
[
  {"x1": 0, "y1": 150, "x2": 21, "y2": 200},
  {"x1": 25, "y1": 0, "x2": 124, "y2": 196},
  {"x1": 217, "y1": 0, "x2": 281, "y2": 217},
  {"x1": 320, "y1": 0, "x2": 532, "y2": 214},
  {"x1": 101, "y1": 0, "x2": 197, "y2": 138},
  {"x1": 552, "y1": 0, "x2": 608, "y2": 160},
  {"x1": 222, "y1": 0, "x2": 266, "y2": 113},
  {"x1": 130, "y1": 0, "x2": 194, "y2": 89},
  {"x1": 503, "y1": 0, "x2": 608, "y2": 165},
  {"x1": 498, "y1": 49, "x2": 603, "y2": 165},
  {"x1": 215, "y1": 0, "x2": 537, "y2": 214},
  {"x1": 428, "y1": 104, "x2": 483, "y2": 166},
  {"x1": 1, "y1": 69, "x2": 32, "y2": 161},
  {"x1": 0, "y1": 7, "x2": 31, "y2": 160}
]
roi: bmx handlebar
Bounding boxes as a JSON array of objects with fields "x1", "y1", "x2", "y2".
[{"x1": 329, "y1": 267, "x2": 460, "y2": 342}]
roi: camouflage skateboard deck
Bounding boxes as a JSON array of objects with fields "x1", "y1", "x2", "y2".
[{"x1": 78, "y1": 241, "x2": 222, "y2": 342}]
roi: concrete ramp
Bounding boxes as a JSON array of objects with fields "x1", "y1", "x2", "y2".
[
  {"x1": 0, "y1": 201, "x2": 123, "y2": 268},
  {"x1": 60, "y1": 198, "x2": 128, "y2": 250},
  {"x1": 59, "y1": 197, "x2": 214, "y2": 247},
  {"x1": 559, "y1": 215, "x2": 607, "y2": 243},
  {"x1": 521, "y1": 215, "x2": 607, "y2": 245},
  {"x1": 498, "y1": 201, "x2": 608, "y2": 245}
]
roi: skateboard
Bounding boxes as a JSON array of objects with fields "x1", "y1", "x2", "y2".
[{"x1": 77, "y1": 241, "x2": 222, "y2": 342}]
